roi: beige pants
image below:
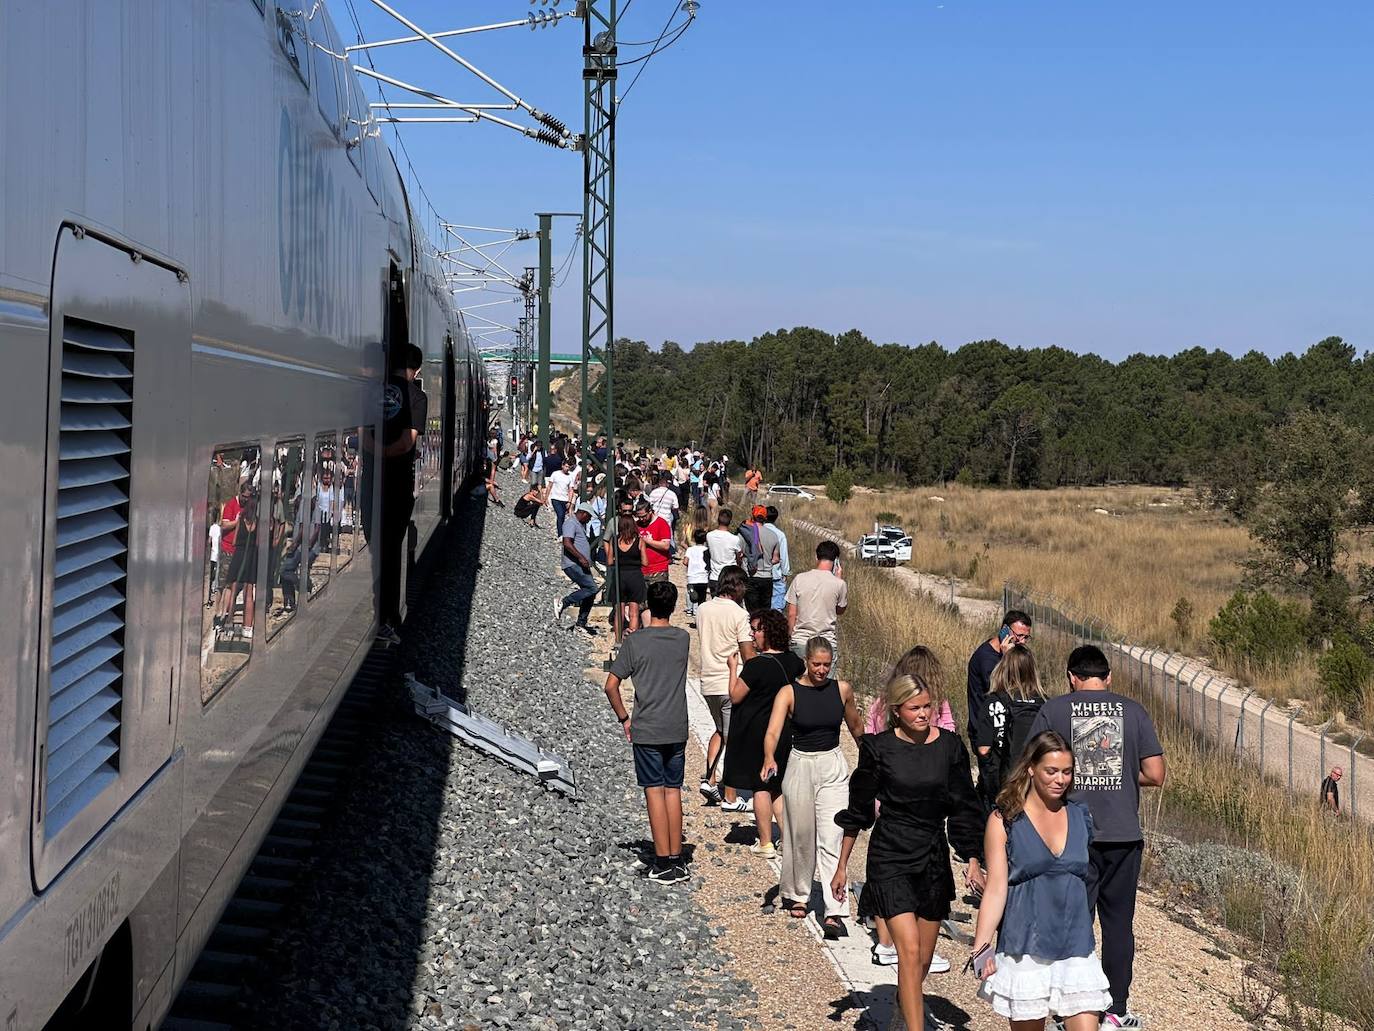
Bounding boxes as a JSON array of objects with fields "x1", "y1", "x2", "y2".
[{"x1": 779, "y1": 746, "x2": 849, "y2": 917}]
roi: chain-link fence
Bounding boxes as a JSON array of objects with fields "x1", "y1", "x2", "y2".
[{"x1": 1003, "y1": 580, "x2": 1370, "y2": 822}]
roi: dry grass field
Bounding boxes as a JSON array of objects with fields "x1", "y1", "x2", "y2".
[
  {"x1": 789, "y1": 522, "x2": 1374, "y2": 1028},
  {"x1": 791, "y1": 484, "x2": 1374, "y2": 722}
]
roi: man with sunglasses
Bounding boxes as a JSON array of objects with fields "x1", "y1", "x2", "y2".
[{"x1": 966, "y1": 609, "x2": 1034, "y2": 810}]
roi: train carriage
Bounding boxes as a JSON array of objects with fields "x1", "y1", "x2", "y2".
[{"x1": 0, "y1": 2, "x2": 487, "y2": 1027}]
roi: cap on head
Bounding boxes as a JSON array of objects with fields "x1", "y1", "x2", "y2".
[{"x1": 575, "y1": 501, "x2": 597, "y2": 518}]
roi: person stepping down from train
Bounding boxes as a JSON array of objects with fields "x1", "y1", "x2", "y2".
[
  {"x1": 365, "y1": 342, "x2": 426, "y2": 648},
  {"x1": 556, "y1": 503, "x2": 600, "y2": 635},
  {"x1": 604, "y1": 579, "x2": 692, "y2": 884}
]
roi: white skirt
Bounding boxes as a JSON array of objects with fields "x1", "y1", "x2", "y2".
[{"x1": 977, "y1": 952, "x2": 1113, "y2": 1020}]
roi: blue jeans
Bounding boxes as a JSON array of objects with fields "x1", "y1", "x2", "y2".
[
  {"x1": 771, "y1": 578, "x2": 786, "y2": 611},
  {"x1": 561, "y1": 565, "x2": 597, "y2": 624},
  {"x1": 551, "y1": 499, "x2": 568, "y2": 534}
]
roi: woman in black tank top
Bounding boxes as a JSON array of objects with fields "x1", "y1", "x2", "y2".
[{"x1": 761, "y1": 636, "x2": 864, "y2": 938}]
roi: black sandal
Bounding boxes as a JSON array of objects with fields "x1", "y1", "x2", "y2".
[{"x1": 822, "y1": 916, "x2": 848, "y2": 939}]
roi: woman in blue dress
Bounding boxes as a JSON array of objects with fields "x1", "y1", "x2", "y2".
[{"x1": 972, "y1": 730, "x2": 1113, "y2": 1029}]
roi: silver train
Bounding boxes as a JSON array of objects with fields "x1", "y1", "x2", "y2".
[{"x1": 0, "y1": 2, "x2": 489, "y2": 1026}]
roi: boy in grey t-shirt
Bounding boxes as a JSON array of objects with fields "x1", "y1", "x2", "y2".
[
  {"x1": 603, "y1": 580, "x2": 691, "y2": 883},
  {"x1": 1030, "y1": 645, "x2": 1165, "y2": 1028}
]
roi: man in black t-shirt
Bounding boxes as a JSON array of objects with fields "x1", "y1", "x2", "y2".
[
  {"x1": 1321, "y1": 766, "x2": 1342, "y2": 813},
  {"x1": 365, "y1": 342, "x2": 427, "y2": 644},
  {"x1": 966, "y1": 609, "x2": 1033, "y2": 807}
]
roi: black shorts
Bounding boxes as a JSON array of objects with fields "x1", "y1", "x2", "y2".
[{"x1": 633, "y1": 742, "x2": 686, "y2": 788}]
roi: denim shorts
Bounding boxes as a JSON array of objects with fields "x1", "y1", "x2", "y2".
[{"x1": 633, "y1": 742, "x2": 686, "y2": 789}]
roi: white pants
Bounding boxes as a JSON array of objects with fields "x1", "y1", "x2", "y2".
[{"x1": 780, "y1": 746, "x2": 849, "y2": 917}]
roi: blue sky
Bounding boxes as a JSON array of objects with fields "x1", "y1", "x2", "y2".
[{"x1": 344, "y1": 0, "x2": 1374, "y2": 361}]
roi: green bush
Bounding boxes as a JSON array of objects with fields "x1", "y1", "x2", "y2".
[
  {"x1": 1317, "y1": 633, "x2": 1373, "y2": 714},
  {"x1": 875, "y1": 511, "x2": 899, "y2": 524},
  {"x1": 1170, "y1": 597, "x2": 1196, "y2": 644},
  {"x1": 954, "y1": 466, "x2": 975, "y2": 487},
  {"x1": 826, "y1": 467, "x2": 854, "y2": 506},
  {"x1": 1208, "y1": 590, "x2": 1307, "y2": 669}
]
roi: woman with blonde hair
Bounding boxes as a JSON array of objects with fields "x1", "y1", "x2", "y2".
[
  {"x1": 972, "y1": 731, "x2": 1112, "y2": 1029},
  {"x1": 982, "y1": 644, "x2": 1047, "y2": 803},
  {"x1": 860, "y1": 645, "x2": 958, "y2": 970},
  {"x1": 831, "y1": 673, "x2": 986, "y2": 1031}
]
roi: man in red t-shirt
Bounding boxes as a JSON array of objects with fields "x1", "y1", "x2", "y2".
[
  {"x1": 634, "y1": 498, "x2": 673, "y2": 592},
  {"x1": 214, "y1": 483, "x2": 250, "y2": 629}
]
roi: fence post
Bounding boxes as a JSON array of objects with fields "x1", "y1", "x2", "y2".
[
  {"x1": 1351, "y1": 734, "x2": 1365, "y2": 820},
  {"x1": 1287, "y1": 708, "x2": 1301, "y2": 793},
  {"x1": 1158, "y1": 655, "x2": 1172, "y2": 709},
  {"x1": 1258, "y1": 698, "x2": 1275, "y2": 776},
  {"x1": 1319, "y1": 721, "x2": 1332, "y2": 784},
  {"x1": 1216, "y1": 679, "x2": 1226, "y2": 742},
  {"x1": 1002, "y1": 581, "x2": 1009, "y2": 616},
  {"x1": 1188, "y1": 668, "x2": 1204, "y2": 726},
  {"x1": 1236, "y1": 688, "x2": 1256, "y2": 753},
  {"x1": 1200, "y1": 676, "x2": 1213, "y2": 728}
]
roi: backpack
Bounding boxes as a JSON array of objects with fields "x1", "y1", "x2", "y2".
[
  {"x1": 995, "y1": 693, "x2": 1045, "y2": 783},
  {"x1": 737, "y1": 524, "x2": 762, "y2": 576}
]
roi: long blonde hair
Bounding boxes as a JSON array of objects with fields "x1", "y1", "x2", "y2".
[
  {"x1": 891, "y1": 645, "x2": 944, "y2": 709},
  {"x1": 995, "y1": 730, "x2": 1073, "y2": 823},
  {"x1": 989, "y1": 644, "x2": 1043, "y2": 701},
  {"x1": 884, "y1": 673, "x2": 931, "y2": 730}
]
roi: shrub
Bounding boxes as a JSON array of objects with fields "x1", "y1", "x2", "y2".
[
  {"x1": 875, "y1": 511, "x2": 899, "y2": 524},
  {"x1": 825, "y1": 467, "x2": 854, "y2": 506},
  {"x1": 1317, "y1": 633, "x2": 1373, "y2": 715},
  {"x1": 954, "y1": 466, "x2": 975, "y2": 487},
  {"x1": 1170, "y1": 597, "x2": 1195, "y2": 645},
  {"x1": 1208, "y1": 590, "x2": 1307, "y2": 669}
]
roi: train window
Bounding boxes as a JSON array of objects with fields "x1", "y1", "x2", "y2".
[
  {"x1": 274, "y1": 2, "x2": 308, "y2": 88},
  {"x1": 337, "y1": 430, "x2": 360, "y2": 569},
  {"x1": 307, "y1": 6, "x2": 346, "y2": 137},
  {"x1": 266, "y1": 437, "x2": 305, "y2": 639},
  {"x1": 306, "y1": 431, "x2": 339, "y2": 599},
  {"x1": 344, "y1": 65, "x2": 368, "y2": 175},
  {"x1": 202, "y1": 443, "x2": 263, "y2": 703}
]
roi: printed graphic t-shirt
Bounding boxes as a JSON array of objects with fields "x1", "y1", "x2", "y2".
[{"x1": 1030, "y1": 689, "x2": 1163, "y2": 843}]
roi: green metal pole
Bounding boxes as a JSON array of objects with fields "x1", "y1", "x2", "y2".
[
  {"x1": 581, "y1": 0, "x2": 615, "y2": 502},
  {"x1": 537, "y1": 213, "x2": 553, "y2": 442}
]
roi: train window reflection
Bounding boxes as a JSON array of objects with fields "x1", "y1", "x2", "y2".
[
  {"x1": 267, "y1": 438, "x2": 305, "y2": 639},
  {"x1": 202, "y1": 443, "x2": 262, "y2": 704},
  {"x1": 274, "y1": 3, "x2": 307, "y2": 87},
  {"x1": 337, "y1": 430, "x2": 360, "y2": 569},
  {"x1": 306, "y1": 432, "x2": 339, "y2": 599}
]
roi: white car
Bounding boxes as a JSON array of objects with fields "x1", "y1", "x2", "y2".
[
  {"x1": 859, "y1": 533, "x2": 912, "y2": 565},
  {"x1": 766, "y1": 483, "x2": 816, "y2": 501},
  {"x1": 877, "y1": 524, "x2": 906, "y2": 543}
]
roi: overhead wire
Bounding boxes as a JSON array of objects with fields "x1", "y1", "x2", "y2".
[{"x1": 618, "y1": 4, "x2": 695, "y2": 104}]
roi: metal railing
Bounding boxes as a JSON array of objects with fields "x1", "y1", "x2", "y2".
[{"x1": 1003, "y1": 580, "x2": 1367, "y2": 822}]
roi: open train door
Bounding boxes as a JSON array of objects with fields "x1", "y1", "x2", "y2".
[
  {"x1": 31, "y1": 227, "x2": 189, "y2": 889},
  {"x1": 441, "y1": 337, "x2": 455, "y2": 518}
]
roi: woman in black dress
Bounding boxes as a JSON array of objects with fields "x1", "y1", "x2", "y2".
[
  {"x1": 832, "y1": 673, "x2": 986, "y2": 1031},
  {"x1": 603, "y1": 513, "x2": 646, "y2": 638},
  {"x1": 722, "y1": 608, "x2": 804, "y2": 857},
  {"x1": 224, "y1": 497, "x2": 260, "y2": 640}
]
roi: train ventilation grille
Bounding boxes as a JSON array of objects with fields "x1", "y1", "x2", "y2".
[{"x1": 42, "y1": 319, "x2": 134, "y2": 836}]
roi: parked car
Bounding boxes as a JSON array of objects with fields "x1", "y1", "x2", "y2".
[
  {"x1": 766, "y1": 483, "x2": 816, "y2": 501},
  {"x1": 876, "y1": 524, "x2": 906, "y2": 543},
  {"x1": 858, "y1": 532, "x2": 912, "y2": 565}
]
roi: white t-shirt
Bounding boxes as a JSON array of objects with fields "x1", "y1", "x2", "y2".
[
  {"x1": 316, "y1": 485, "x2": 337, "y2": 524},
  {"x1": 548, "y1": 469, "x2": 576, "y2": 503},
  {"x1": 674, "y1": 462, "x2": 691, "y2": 485},
  {"x1": 648, "y1": 485, "x2": 679, "y2": 523},
  {"x1": 208, "y1": 522, "x2": 221, "y2": 563},
  {"x1": 706, "y1": 528, "x2": 743, "y2": 577},
  {"x1": 686, "y1": 544, "x2": 710, "y2": 585}
]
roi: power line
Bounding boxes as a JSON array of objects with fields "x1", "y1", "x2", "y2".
[{"x1": 618, "y1": 3, "x2": 696, "y2": 103}]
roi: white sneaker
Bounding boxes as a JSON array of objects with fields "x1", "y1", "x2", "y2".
[
  {"x1": 872, "y1": 943, "x2": 898, "y2": 967},
  {"x1": 748, "y1": 841, "x2": 776, "y2": 857},
  {"x1": 1104, "y1": 1014, "x2": 1145, "y2": 1029},
  {"x1": 927, "y1": 952, "x2": 950, "y2": 974},
  {"x1": 698, "y1": 781, "x2": 722, "y2": 805},
  {"x1": 720, "y1": 797, "x2": 750, "y2": 813}
]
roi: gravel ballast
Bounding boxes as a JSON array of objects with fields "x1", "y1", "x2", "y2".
[{"x1": 235, "y1": 475, "x2": 755, "y2": 1030}]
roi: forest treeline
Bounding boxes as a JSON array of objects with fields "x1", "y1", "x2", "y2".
[{"x1": 592, "y1": 329, "x2": 1371, "y2": 487}]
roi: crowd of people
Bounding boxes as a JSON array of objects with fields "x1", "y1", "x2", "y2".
[{"x1": 505, "y1": 439, "x2": 1167, "y2": 1030}]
